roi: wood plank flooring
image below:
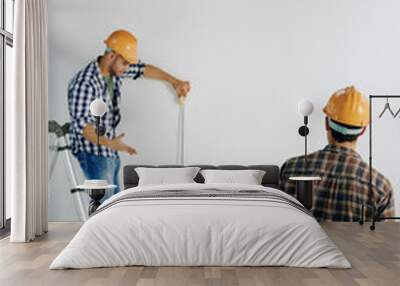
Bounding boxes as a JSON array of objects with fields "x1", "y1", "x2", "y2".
[{"x1": 0, "y1": 222, "x2": 399, "y2": 286}]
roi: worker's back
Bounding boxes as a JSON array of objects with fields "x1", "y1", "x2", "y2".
[{"x1": 280, "y1": 144, "x2": 394, "y2": 221}]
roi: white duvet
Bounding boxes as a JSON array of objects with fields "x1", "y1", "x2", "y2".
[{"x1": 50, "y1": 183, "x2": 351, "y2": 269}]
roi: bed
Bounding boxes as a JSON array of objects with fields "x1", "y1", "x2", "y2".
[{"x1": 50, "y1": 165, "x2": 350, "y2": 269}]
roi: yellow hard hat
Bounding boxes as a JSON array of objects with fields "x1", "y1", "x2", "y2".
[
  {"x1": 104, "y1": 30, "x2": 138, "y2": 64},
  {"x1": 323, "y1": 86, "x2": 369, "y2": 127}
]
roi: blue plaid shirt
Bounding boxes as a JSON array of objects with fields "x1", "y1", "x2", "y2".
[{"x1": 68, "y1": 58, "x2": 146, "y2": 158}]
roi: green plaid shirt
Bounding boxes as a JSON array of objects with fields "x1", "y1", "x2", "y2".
[{"x1": 280, "y1": 144, "x2": 394, "y2": 221}]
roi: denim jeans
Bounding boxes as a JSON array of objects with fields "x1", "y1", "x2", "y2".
[{"x1": 75, "y1": 151, "x2": 121, "y2": 201}]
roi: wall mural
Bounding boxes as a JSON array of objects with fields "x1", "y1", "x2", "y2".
[{"x1": 48, "y1": 1, "x2": 400, "y2": 224}]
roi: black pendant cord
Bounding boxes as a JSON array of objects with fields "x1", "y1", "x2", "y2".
[
  {"x1": 305, "y1": 119, "x2": 308, "y2": 171},
  {"x1": 298, "y1": 116, "x2": 310, "y2": 173},
  {"x1": 96, "y1": 116, "x2": 100, "y2": 157}
]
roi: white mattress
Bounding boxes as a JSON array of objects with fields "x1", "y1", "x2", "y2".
[{"x1": 50, "y1": 183, "x2": 351, "y2": 269}]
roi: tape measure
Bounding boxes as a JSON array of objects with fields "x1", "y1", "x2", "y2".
[{"x1": 177, "y1": 96, "x2": 185, "y2": 165}]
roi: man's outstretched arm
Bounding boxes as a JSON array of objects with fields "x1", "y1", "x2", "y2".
[{"x1": 143, "y1": 64, "x2": 191, "y2": 98}]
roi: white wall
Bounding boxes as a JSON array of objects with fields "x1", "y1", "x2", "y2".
[{"x1": 48, "y1": 0, "x2": 400, "y2": 221}]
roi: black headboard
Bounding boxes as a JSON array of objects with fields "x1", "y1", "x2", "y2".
[{"x1": 123, "y1": 165, "x2": 280, "y2": 190}]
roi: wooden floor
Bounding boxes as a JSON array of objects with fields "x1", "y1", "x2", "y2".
[{"x1": 0, "y1": 222, "x2": 399, "y2": 286}]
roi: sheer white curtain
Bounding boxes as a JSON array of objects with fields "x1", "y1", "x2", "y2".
[{"x1": 9, "y1": 0, "x2": 48, "y2": 242}]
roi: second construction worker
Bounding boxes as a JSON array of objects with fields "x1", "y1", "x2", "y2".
[{"x1": 280, "y1": 86, "x2": 395, "y2": 221}]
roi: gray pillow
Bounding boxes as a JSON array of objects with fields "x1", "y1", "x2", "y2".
[
  {"x1": 200, "y1": 169, "x2": 266, "y2": 185},
  {"x1": 135, "y1": 167, "x2": 201, "y2": 186}
]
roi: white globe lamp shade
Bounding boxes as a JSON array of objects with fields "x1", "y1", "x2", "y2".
[
  {"x1": 298, "y1": 100, "x2": 314, "y2": 116},
  {"x1": 90, "y1": 98, "x2": 107, "y2": 117}
]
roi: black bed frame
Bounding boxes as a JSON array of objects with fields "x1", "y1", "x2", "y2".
[{"x1": 123, "y1": 165, "x2": 281, "y2": 190}]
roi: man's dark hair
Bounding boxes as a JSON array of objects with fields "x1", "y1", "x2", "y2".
[{"x1": 326, "y1": 117, "x2": 363, "y2": 143}]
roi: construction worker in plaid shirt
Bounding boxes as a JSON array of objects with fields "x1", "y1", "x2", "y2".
[
  {"x1": 280, "y1": 86, "x2": 395, "y2": 221},
  {"x1": 68, "y1": 30, "x2": 190, "y2": 197}
]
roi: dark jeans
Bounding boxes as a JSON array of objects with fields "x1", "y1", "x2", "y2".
[{"x1": 75, "y1": 151, "x2": 121, "y2": 201}]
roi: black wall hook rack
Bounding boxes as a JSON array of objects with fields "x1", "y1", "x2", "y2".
[{"x1": 360, "y1": 95, "x2": 400, "y2": 230}]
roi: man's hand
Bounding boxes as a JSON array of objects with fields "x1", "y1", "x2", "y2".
[
  {"x1": 110, "y1": 133, "x2": 137, "y2": 155},
  {"x1": 172, "y1": 80, "x2": 191, "y2": 99},
  {"x1": 143, "y1": 64, "x2": 191, "y2": 100},
  {"x1": 83, "y1": 125, "x2": 137, "y2": 155}
]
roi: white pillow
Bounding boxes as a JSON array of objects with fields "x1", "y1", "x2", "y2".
[
  {"x1": 135, "y1": 167, "x2": 201, "y2": 186},
  {"x1": 200, "y1": 169, "x2": 266, "y2": 185}
]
